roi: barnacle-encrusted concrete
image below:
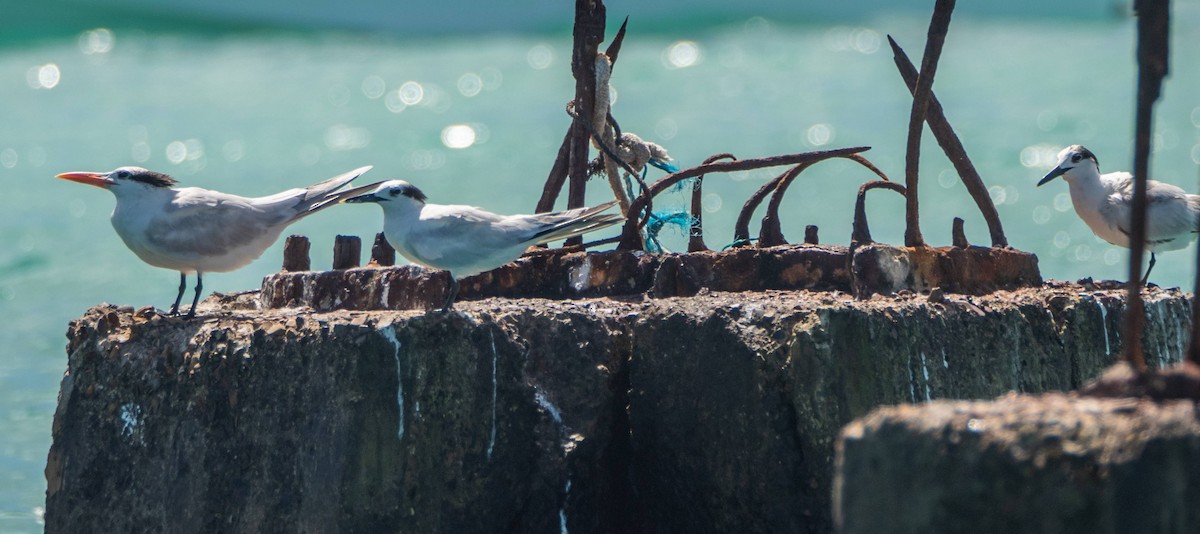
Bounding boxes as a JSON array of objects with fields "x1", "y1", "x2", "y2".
[{"x1": 46, "y1": 282, "x2": 1187, "y2": 533}]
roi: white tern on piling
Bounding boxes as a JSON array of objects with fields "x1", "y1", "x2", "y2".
[
  {"x1": 344, "y1": 179, "x2": 624, "y2": 309},
  {"x1": 1038, "y1": 144, "x2": 1199, "y2": 284},
  {"x1": 55, "y1": 165, "x2": 373, "y2": 317}
]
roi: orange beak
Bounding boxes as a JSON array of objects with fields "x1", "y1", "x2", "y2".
[{"x1": 56, "y1": 171, "x2": 114, "y2": 189}]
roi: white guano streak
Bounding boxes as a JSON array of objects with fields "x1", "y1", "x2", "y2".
[
  {"x1": 487, "y1": 330, "x2": 498, "y2": 461},
  {"x1": 380, "y1": 325, "x2": 405, "y2": 439}
]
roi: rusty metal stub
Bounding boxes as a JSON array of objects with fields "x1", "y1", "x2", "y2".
[
  {"x1": 850, "y1": 243, "x2": 1041, "y2": 298},
  {"x1": 260, "y1": 243, "x2": 1042, "y2": 311}
]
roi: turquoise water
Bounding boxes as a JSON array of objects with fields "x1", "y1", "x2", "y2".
[{"x1": 2, "y1": 3, "x2": 1200, "y2": 529}]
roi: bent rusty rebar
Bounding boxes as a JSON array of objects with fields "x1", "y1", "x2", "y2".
[
  {"x1": 889, "y1": 35, "x2": 1007, "y2": 247},
  {"x1": 535, "y1": 6, "x2": 619, "y2": 216},
  {"x1": 758, "y1": 154, "x2": 890, "y2": 247},
  {"x1": 536, "y1": 130, "x2": 574, "y2": 213},
  {"x1": 735, "y1": 163, "x2": 810, "y2": 247},
  {"x1": 852, "y1": 181, "x2": 907, "y2": 246},
  {"x1": 566, "y1": 101, "x2": 654, "y2": 249},
  {"x1": 690, "y1": 153, "x2": 737, "y2": 252},
  {"x1": 624, "y1": 147, "x2": 868, "y2": 248},
  {"x1": 565, "y1": 102, "x2": 651, "y2": 193},
  {"x1": 1128, "y1": 0, "x2": 1170, "y2": 372},
  {"x1": 903, "y1": 0, "x2": 956, "y2": 247},
  {"x1": 617, "y1": 147, "x2": 871, "y2": 250},
  {"x1": 734, "y1": 151, "x2": 883, "y2": 245}
]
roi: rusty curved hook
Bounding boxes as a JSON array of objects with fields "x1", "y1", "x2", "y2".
[
  {"x1": 617, "y1": 147, "x2": 871, "y2": 250},
  {"x1": 758, "y1": 154, "x2": 891, "y2": 247},
  {"x1": 734, "y1": 163, "x2": 810, "y2": 247},
  {"x1": 689, "y1": 153, "x2": 737, "y2": 252},
  {"x1": 852, "y1": 180, "x2": 907, "y2": 246}
]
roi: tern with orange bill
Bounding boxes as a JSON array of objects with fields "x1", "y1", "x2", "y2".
[{"x1": 56, "y1": 165, "x2": 372, "y2": 317}]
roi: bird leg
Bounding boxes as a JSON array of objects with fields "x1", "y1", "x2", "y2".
[
  {"x1": 186, "y1": 273, "x2": 203, "y2": 318},
  {"x1": 168, "y1": 273, "x2": 187, "y2": 315},
  {"x1": 1140, "y1": 252, "x2": 1157, "y2": 286},
  {"x1": 441, "y1": 277, "x2": 459, "y2": 311}
]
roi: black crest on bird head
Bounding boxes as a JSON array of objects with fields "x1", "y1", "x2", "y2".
[
  {"x1": 1072, "y1": 145, "x2": 1098, "y2": 169},
  {"x1": 390, "y1": 183, "x2": 428, "y2": 203},
  {"x1": 1080, "y1": 145, "x2": 1099, "y2": 166},
  {"x1": 127, "y1": 169, "x2": 178, "y2": 188}
]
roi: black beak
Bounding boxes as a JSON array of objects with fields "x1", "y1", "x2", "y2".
[
  {"x1": 345, "y1": 193, "x2": 383, "y2": 203},
  {"x1": 1037, "y1": 166, "x2": 1067, "y2": 187},
  {"x1": 336, "y1": 181, "x2": 388, "y2": 204}
]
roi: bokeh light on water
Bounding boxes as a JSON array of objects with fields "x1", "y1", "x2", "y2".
[{"x1": 26, "y1": 64, "x2": 60, "y2": 89}]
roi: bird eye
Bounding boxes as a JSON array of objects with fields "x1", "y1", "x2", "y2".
[
  {"x1": 389, "y1": 188, "x2": 401, "y2": 197},
  {"x1": 114, "y1": 170, "x2": 131, "y2": 179},
  {"x1": 1070, "y1": 154, "x2": 1082, "y2": 163}
]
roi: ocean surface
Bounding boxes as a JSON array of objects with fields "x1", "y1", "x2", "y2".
[{"x1": 2, "y1": 1, "x2": 1199, "y2": 529}]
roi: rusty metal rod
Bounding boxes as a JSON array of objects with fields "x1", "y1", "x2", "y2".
[
  {"x1": 852, "y1": 181, "x2": 907, "y2": 246},
  {"x1": 753, "y1": 163, "x2": 812, "y2": 247},
  {"x1": 804, "y1": 225, "x2": 819, "y2": 245},
  {"x1": 1190, "y1": 204, "x2": 1200, "y2": 363},
  {"x1": 903, "y1": 0, "x2": 956, "y2": 247},
  {"x1": 737, "y1": 163, "x2": 810, "y2": 247},
  {"x1": 690, "y1": 153, "x2": 736, "y2": 252},
  {"x1": 605, "y1": 17, "x2": 628, "y2": 64},
  {"x1": 889, "y1": 34, "x2": 1008, "y2": 248},
  {"x1": 951, "y1": 217, "x2": 969, "y2": 248},
  {"x1": 565, "y1": 0, "x2": 607, "y2": 245},
  {"x1": 618, "y1": 147, "x2": 870, "y2": 250},
  {"x1": 758, "y1": 153, "x2": 890, "y2": 247},
  {"x1": 566, "y1": 101, "x2": 652, "y2": 250},
  {"x1": 616, "y1": 146, "x2": 867, "y2": 250},
  {"x1": 535, "y1": 20, "x2": 624, "y2": 216},
  {"x1": 1126, "y1": 0, "x2": 1169, "y2": 372},
  {"x1": 536, "y1": 130, "x2": 573, "y2": 213}
]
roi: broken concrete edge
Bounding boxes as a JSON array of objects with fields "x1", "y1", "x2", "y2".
[
  {"x1": 834, "y1": 382, "x2": 1200, "y2": 534},
  {"x1": 258, "y1": 243, "x2": 1042, "y2": 312},
  {"x1": 1080, "y1": 360, "x2": 1200, "y2": 401},
  {"x1": 49, "y1": 283, "x2": 1190, "y2": 533}
]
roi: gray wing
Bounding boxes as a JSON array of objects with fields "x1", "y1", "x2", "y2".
[
  {"x1": 407, "y1": 205, "x2": 526, "y2": 264},
  {"x1": 1107, "y1": 175, "x2": 1197, "y2": 247},
  {"x1": 146, "y1": 189, "x2": 287, "y2": 256}
]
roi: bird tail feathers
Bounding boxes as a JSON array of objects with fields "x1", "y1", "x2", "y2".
[
  {"x1": 531, "y1": 200, "x2": 625, "y2": 244},
  {"x1": 1189, "y1": 195, "x2": 1200, "y2": 216},
  {"x1": 289, "y1": 166, "x2": 373, "y2": 221}
]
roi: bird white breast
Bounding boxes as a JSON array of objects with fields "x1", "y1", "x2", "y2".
[{"x1": 1070, "y1": 191, "x2": 1130, "y2": 248}]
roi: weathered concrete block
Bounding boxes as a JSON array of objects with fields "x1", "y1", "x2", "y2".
[
  {"x1": 45, "y1": 284, "x2": 1188, "y2": 533},
  {"x1": 835, "y1": 388, "x2": 1200, "y2": 534}
]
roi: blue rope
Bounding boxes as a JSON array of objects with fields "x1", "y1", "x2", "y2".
[
  {"x1": 617, "y1": 159, "x2": 690, "y2": 253},
  {"x1": 645, "y1": 210, "x2": 697, "y2": 253},
  {"x1": 649, "y1": 159, "x2": 679, "y2": 173}
]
